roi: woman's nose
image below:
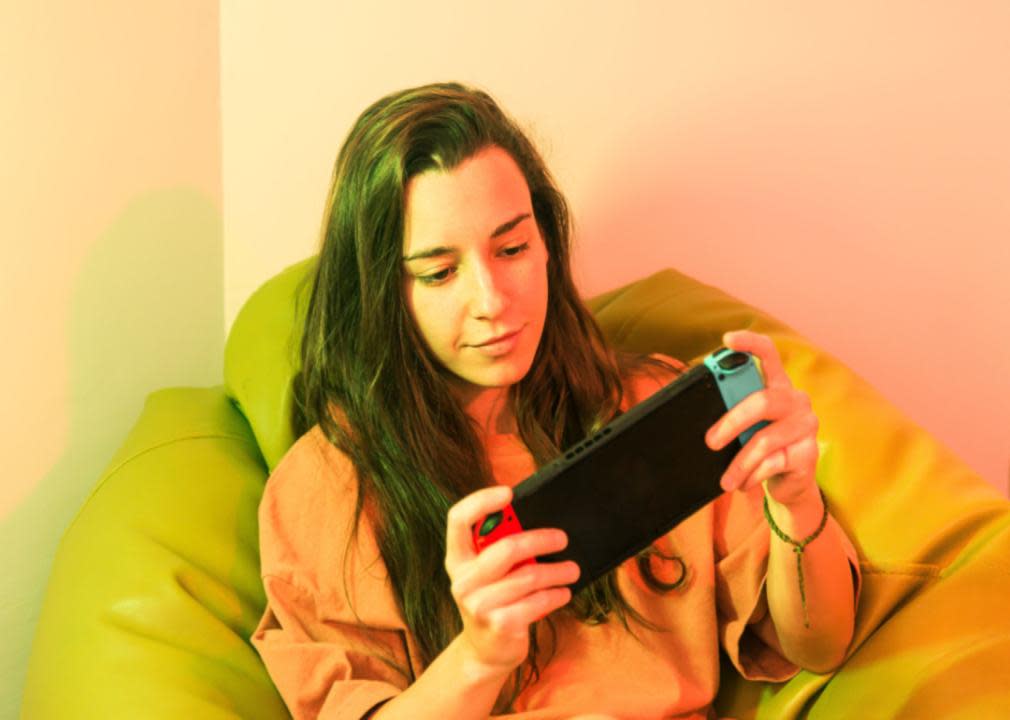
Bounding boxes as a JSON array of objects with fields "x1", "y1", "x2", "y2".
[{"x1": 468, "y1": 260, "x2": 506, "y2": 318}]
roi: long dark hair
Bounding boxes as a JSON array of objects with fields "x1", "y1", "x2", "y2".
[{"x1": 292, "y1": 82, "x2": 683, "y2": 706}]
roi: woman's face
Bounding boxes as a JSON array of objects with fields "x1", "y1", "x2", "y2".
[{"x1": 402, "y1": 145, "x2": 550, "y2": 406}]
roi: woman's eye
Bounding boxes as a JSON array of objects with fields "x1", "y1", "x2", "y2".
[
  {"x1": 502, "y1": 242, "x2": 530, "y2": 257},
  {"x1": 417, "y1": 244, "x2": 529, "y2": 286},
  {"x1": 419, "y1": 267, "x2": 455, "y2": 285}
]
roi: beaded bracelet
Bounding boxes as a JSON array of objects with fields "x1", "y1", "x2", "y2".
[{"x1": 763, "y1": 487, "x2": 829, "y2": 629}]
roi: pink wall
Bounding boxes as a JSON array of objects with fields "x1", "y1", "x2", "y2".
[{"x1": 570, "y1": 7, "x2": 1010, "y2": 494}]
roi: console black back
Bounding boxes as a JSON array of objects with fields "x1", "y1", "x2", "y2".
[{"x1": 512, "y1": 364, "x2": 737, "y2": 592}]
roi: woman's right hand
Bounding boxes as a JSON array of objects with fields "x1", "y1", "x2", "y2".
[{"x1": 444, "y1": 485, "x2": 580, "y2": 680}]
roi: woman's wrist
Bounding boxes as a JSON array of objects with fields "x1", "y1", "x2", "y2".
[
  {"x1": 451, "y1": 633, "x2": 517, "y2": 688},
  {"x1": 764, "y1": 483, "x2": 826, "y2": 540},
  {"x1": 372, "y1": 634, "x2": 513, "y2": 720}
]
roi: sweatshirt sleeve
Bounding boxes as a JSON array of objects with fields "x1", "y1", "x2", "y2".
[
  {"x1": 634, "y1": 352, "x2": 862, "y2": 680},
  {"x1": 713, "y1": 483, "x2": 862, "y2": 681},
  {"x1": 250, "y1": 428, "x2": 412, "y2": 719},
  {"x1": 251, "y1": 575, "x2": 403, "y2": 719}
]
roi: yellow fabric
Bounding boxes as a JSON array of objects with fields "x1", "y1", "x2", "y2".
[{"x1": 22, "y1": 261, "x2": 1010, "y2": 719}]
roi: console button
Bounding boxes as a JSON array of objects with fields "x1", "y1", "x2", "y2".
[
  {"x1": 479, "y1": 511, "x2": 504, "y2": 536},
  {"x1": 717, "y1": 352, "x2": 749, "y2": 371}
]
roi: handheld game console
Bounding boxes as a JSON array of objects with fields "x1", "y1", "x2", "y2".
[{"x1": 472, "y1": 347, "x2": 769, "y2": 593}]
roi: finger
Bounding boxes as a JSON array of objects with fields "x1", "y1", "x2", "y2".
[
  {"x1": 706, "y1": 385, "x2": 802, "y2": 452},
  {"x1": 757, "y1": 436, "x2": 821, "y2": 503},
  {"x1": 721, "y1": 409, "x2": 818, "y2": 492},
  {"x1": 445, "y1": 485, "x2": 513, "y2": 567},
  {"x1": 727, "y1": 408, "x2": 816, "y2": 488},
  {"x1": 451, "y1": 527, "x2": 569, "y2": 597},
  {"x1": 480, "y1": 586, "x2": 573, "y2": 634},
  {"x1": 462, "y1": 560, "x2": 580, "y2": 618},
  {"x1": 723, "y1": 330, "x2": 791, "y2": 390}
]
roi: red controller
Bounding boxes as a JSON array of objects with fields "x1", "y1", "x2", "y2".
[{"x1": 471, "y1": 504, "x2": 535, "y2": 569}]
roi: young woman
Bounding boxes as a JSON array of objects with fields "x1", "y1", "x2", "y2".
[{"x1": 251, "y1": 82, "x2": 860, "y2": 719}]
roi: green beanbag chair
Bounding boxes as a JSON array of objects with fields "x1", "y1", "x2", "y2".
[{"x1": 22, "y1": 257, "x2": 1010, "y2": 719}]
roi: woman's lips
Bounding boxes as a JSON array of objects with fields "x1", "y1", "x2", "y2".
[{"x1": 470, "y1": 327, "x2": 523, "y2": 356}]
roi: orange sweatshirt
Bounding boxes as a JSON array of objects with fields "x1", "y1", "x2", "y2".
[{"x1": 251, "y1": 355, "x2": 861, "y2": 719}]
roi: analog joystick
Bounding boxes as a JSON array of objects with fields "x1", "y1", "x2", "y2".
[{"x1": 471, "y1": 504, "x2": 533, "y2": 569}]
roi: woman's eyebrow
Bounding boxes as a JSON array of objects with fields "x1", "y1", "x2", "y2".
[
  {"x1": 489, "y1": 212, "x2": 531, "y2": 239},
  {"x1": 402, "y1": 212, "x2": 531, "y2": 262}
]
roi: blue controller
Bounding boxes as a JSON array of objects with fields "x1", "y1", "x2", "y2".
[{"x1": 703, "y1": 347, "x2": 770, "y2": 447}]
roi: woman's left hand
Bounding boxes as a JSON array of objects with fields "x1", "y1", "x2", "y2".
[{"x1": 704, "y1": 329, "x2": 820, "y2": 507}]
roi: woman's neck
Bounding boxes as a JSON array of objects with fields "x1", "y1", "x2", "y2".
[{"x1": 456, "y1": 384, "x2": 517, "y2": 436}]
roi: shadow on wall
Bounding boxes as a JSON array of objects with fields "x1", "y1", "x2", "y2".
[{"x1": 0, "y1": 188, "x2": 223, "y2": 718}]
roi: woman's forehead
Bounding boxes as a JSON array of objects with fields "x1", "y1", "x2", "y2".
[{"x1": 403, "y1": 147, "x2": 531, "y2": 250}]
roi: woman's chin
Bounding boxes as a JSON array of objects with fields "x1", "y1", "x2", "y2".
[
  {"x1": 463, "y1": 364, "x2": 527, "y2": 389},
  {"x1": 447, "y1": 354, "x2": 533, "y2": 392}
]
